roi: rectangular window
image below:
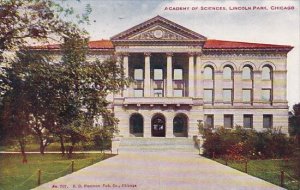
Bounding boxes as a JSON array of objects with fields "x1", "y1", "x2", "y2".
[
  {"x1": 262, "y1": 89, "x2": 272, "y2": 102},
  {"x1": 243, "y1": 89, "x2": 252, "y2": 102},
  {"x1": 154, "y1": 69, "x2": 163, "y2": 80},
  {"x1": 224, "y1": 115, "x2": 233, "y2": 128},
  {"x1": 173, "y1": 69, "x2": 183, "y2": 80},
  {"x1": 134, "y1": 89, "x2": 143, "y2": 97},
  {"x1": 204, "y1": 115, "x2": 214, "y2": 128},
  {"x1": 173, "y1": 89, "x2": 183, "y2": 97},
  {"x1": 263, "y1": 115, "x2": 273, "y2": 128},
  {"x1": 134, "y1": 69, "x2": 143, "y2": 80},
  {"x1": 204, "y1": 89, "x2": 213, "y2": 102},
  {"x1": 243, "y1": 114, "x2": 253, "y2": 128},
  {"x1": 154, "y1": 89, "x2": 163, "y2": 97},
  {"x1": 223, "y1": 89, "x2": 233, "y2": 102}
]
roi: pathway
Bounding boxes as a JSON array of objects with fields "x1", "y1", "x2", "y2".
[{"x1": 34, "y1": 150, "x2": 284, "y2": 190}]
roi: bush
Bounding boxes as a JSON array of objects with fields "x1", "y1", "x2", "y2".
[{"x1": 201, "y1": 127, "x2": 295, "y2": 159}]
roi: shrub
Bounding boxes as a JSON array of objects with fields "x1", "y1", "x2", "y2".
[{"x1": 201, "y1": 127, "x2": 295, "y2": 159}]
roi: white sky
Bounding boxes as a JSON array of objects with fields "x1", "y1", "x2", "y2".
[{"x1": 65, "y1": 0, "x2": 300, "y2": 108}]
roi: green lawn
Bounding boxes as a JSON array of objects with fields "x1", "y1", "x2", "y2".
[
  {"x1": 0, "y1": 153, "x2": 115, "y2": 190},
  {"x1": 0, "y1": 142, "x2": 108, "y2": 152},
  {"x1": 215, "y1": 158, "x2": 300, "y2": 190}
]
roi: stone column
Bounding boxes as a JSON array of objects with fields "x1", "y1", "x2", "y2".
[
  {"x1": 123, "y1": 54, "x2": 129, "y2": 97},
  {"x1": 144, "y1": 53, "x2": 151, "y2": 97},
  {"x1": 195, "y1": 54, "x2": 202, "y2": 98},
  {"x1": 114, "y1": 54, "x2": 123, "y2": 98},
  {"x1": 188, "y1": 53, "x2": 195, "y2": 97},
  {"x1": 166, "y1": 53, "x2": 173, "y2": 97}
]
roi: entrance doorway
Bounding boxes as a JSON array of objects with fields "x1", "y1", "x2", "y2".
[
  {"x1": 173, "y1": 114, "x2": 188, "y2": 137},
  {"x1": 151, "y1": 114, "x2": 166, "y2": 137},
  {"x1": 129, "y1": 113, "x2": 144, "y2": 137}
]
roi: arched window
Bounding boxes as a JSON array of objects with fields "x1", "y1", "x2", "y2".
[
  {"x1": 262, "y1": 66, "x2": 272, "y2": 80},
  {"x1": 129, "y1": 113, "x2": 144, "y2": 137},
  {"x1": 223, "y1": 66, "x2": 233, "y2": 80},
  {"x1": 204, "y1": 66, "x2": 214, "y2": 80},
  {"x1": 151, "y1": 114, "x2": 166, "y2": 137},
  {"x1": 242, "y1": 66, "x2": 253, "y2": 80},
  {"x1": 173, "y1": 114, "x2": 188, "y2": 137}
]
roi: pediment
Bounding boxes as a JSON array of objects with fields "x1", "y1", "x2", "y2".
[{"x1": 111, "y1": 15, "x2": 206, "y2": 42}]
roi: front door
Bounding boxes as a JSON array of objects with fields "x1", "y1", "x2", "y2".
[{"x1": 151, "y1": 114, "x2": 165, "y2": 137}]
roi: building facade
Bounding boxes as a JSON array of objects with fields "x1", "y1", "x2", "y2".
[{"x1": 35, "y1": 16, "x2": 293, "y2": 138}]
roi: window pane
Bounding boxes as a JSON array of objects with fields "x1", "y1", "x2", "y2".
[
  {"x1": 223, "y1": 89, "x2": 232, "y2": 102},
  {"x1": 204, "y1": 89, "x2": 213, "y2": 102},
  {"x1": 134, "y1": 89, "x2": 143, "y2": 97},
  {"x1": 263, "y1": 115, "x2": 272, "y2": 128},
  {"x1": 224, "y1": 115, "x2": 233, "y2": 128},
  {"x1": 205, "y1": 115, "x2": 214, "y2": 128},
  {"x1": 204, "y1": 67, "x2": 213, "y2": 80},
  {"x1": 262, "y1": 67, "x2": 272, "y2": 80},
  {"x1": 174, "y1": 69, "x2": 183, "y2": 80},
  {"x1": 173, "y1": 89, "x2": 183, "y2": 97},
  {"x1": 134, "y1": 69, "x2": 143, "y2": 80},
  {"x1": 154, "y1": 69, "x2": 163, "y2": 80},
  {"x1": 154, "y1": 89, "x2": 163, "y2": 97},
  {"x1": 223, "y1": 66, "x2": 232, "y2": 80},
  {"x1": 242, "y1": 66, "x2": 252, "y2": 80},
  {"x1": 262, "y1": 89, "x2": 271, "y2": 101},
  {"x1": 243, "y1": 115, "x2": 253, "y2": 128},
  {"x1": 243, "y1": 89, "x2": 252, "y2": 102}
]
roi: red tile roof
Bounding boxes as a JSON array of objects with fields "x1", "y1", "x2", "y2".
[
  {"x1": 30, "y1": 39, "x2": 292, "y2": 51},
  {"x1": 88, "y1": 40, "x2": 114, "y2": 49},
  {"x1": 204, "y1": 39, "x2": 293, "y2": 50}
]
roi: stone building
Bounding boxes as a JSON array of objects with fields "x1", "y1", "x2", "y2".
[{"x1": 34, "y1": 15, "x2": 293, "y2": 138}]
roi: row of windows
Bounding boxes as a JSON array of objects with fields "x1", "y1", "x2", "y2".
[
  {"x1": 204, "y1": 65, "x2": 273, "y2": 80},
  {"x1": 134, "y1": 68, "x2": 184, "y2": 81},
  {"x1": 204, "y1": 114, "x2": 273, "y2": 129},
  {"x1": 203, "y1": 88, "x2": 272, "y2": 103},
  {"x1": 133, "y1": 65, "x2": 273, "y2": 81}
]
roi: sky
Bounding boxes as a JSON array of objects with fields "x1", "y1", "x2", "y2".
[{"x1": 64, "y1": 0, "x2": 300, "y2": 108}]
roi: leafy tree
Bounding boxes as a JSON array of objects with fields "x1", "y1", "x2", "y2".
[
  {"x1": 1, "y1": 56, "x2": 33, "y2": 162},
  {"x1": 289, "y1": 103, "x2": 300, "y2": 145},
  {"x1": 53, "y1": 34, "x2": 126, "y2": 157},
  {"x1": 0, "y1": 0, "x2": 89, "y2": 92},
  {"x1": 0, "y1": 0, "x2": 90, "y2": 158}
]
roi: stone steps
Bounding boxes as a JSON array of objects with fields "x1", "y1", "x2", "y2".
[{"x1": 119, "y1": 137, "x2": 198, "y2": 152}]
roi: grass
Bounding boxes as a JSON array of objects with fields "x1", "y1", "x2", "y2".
[
  {"x1": 0, "y1": 153, "x2": 115, "y2": 190},
  {"x1": 0, "y1": 142, "x2": 110, "y2": 152},
  {"x1": 215, "y1": 158, "x2": 300, "y2": 190}
]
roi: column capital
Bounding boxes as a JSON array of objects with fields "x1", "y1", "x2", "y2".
[
  {"x1": 144, "y1": 52, "x2": 151, "y2": 57},
  {"x1": 188, "y1": 52, "x2": 196, "y2": 56},
  {"x1": 195, "y1": 52, "x2": 203, "y2": 57},
  {"x1": 115, "y1": 52, "x2": 130, "y2": 57},
  {"x1": 166, "y1": 52, "x2": 174, "y2": 57}
]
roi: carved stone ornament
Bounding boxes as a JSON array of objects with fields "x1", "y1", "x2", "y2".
[{"x1": 129, "y1": 27, "x2": 188, "y2": 40}]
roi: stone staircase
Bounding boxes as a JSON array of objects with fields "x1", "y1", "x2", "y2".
[{"x1": 118, "y1": 137, "x2": 199, "y2": 152}]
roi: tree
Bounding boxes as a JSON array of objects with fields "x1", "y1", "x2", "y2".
[
  {"x1": 0, "y1": 0, "x2": 90, "y2": 92},
  {"x1": 1, "y1": 56, "x2": 33, "y2": 162},
  {"x1": 289, "y1": 103, "x2": 300, "y2": 145},
  {"x1": 53, "y1": 34, "x2": 127, "y2": 157},
  {"x1": 0, "y1": 0, "x2": 90, "y2": 158}
]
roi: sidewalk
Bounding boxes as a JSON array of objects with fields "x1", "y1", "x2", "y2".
[{"x1": 33, "y1": 151, "x2": 284, "y2": 190}]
